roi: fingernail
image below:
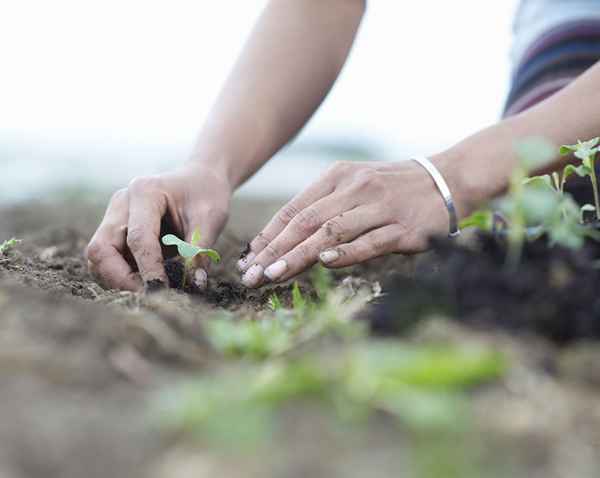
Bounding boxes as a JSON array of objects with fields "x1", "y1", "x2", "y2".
[
  {"x1": 193, "y1": 268, "x2": 208, "y2": 290},
  {"x1": 264, "y1": 260, "x2": 287, "y2": 282},
  {"x1": 237, "y1": 252, "x2": 256, "y2": 272},
  {"x1": 242, "y1": 263, "x2": 264, "y2": 288},
  {"x1": 319, "y1": 249, "x2": 339, "y2": 264}
]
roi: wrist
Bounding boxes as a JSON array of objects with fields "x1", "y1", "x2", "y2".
[
  {"x1": 183, "y1": 153, "x2": 235, "y2": 196},
  {"x1": 429, "y1": 148, "x2": 488, "y2": 219}
]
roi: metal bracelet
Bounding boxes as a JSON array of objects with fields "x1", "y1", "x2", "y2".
[{"x1": 411, "y1": 156, "x2": 461, "y2": 238}]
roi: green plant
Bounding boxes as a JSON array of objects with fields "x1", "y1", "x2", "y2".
[
  {"x1": 161, "y1": 228, "x2": 220, "y2": 287},
  {"x1": 155, "y1": 342, "x2": 506, "y2": 446},
  {"x1": 560, "y1": 137, "x2": 600, "y2": 220},
  {"x1": 0, "y1": 238, "x2": 21, "y2": 255},
  {"x1": 461, "y1": 138, "x2": 600, "y2": 265}
]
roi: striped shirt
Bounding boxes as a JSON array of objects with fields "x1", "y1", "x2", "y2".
[{"x1": 505, "y1": 0, "x2": 600, "y2": 116}]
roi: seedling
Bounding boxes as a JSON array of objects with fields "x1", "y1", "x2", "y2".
[
  {"x1": 0, "y1": 238, "x2": 21, "y2": 255},
  {"x1": 560, "y1": 137, "x2": 600, "y2": 220},
  {"x1": 161, "y1": 228, "x2": 221, "y2": 288},
  {"x1": 461, "y1": 138, "x2": 600, "y2": 267}
]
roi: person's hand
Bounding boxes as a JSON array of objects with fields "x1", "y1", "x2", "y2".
[
  {"x1": 86, "y1": 163, "x2": 231, "y2": 291},
  {"x1": 237, "y1": 159, "x2": 466, "y2": 288}
]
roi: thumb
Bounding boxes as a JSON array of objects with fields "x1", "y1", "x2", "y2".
[{"x1": 184, "y1": 207, "x2": 228, "y2": 289}]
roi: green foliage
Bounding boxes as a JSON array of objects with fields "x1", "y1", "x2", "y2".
[
  {"x1": 161, "y1": 228, "x2": 221, "y2": 263},
  {"x1": 161, "y1": 227, "x2": 220, "y2": 288},
  {"x1": 459, "y1": 210, "x2": 493, "y2": 232},
  {"x1": 0, "y1": 238, "x2": 21, "y2": 255},
  {"x1": 156, "y1": 342, "x2": 506, "y2": 446},
  {"x1": 560, "y1": 137, "x2": 600, "y2": 220},
  {"x1": 204, "y1": 278, "x2": 367, "y2": 361},
  {"x1": 463, "y1": 138, "x2": 600, "y2": 266},
  {"x1": 291, "y1": 281, "x2": 307, "y2": 313},
  {"x1": 204, "y1": 313, "x2": 294, "y2": 360},
  {"x1": 310, "y1": 264, "x2": 333, "y2": 301},
  {"x1": 267, "y1": 292, "x2": 283, "y2": 311}
]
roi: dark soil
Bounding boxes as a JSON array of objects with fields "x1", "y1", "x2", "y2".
[{"x1": 368, "y1": 232, "x2": 600, "y2": 344}]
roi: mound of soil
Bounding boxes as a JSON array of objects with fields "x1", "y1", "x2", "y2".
[{"x1": 369, "y1": 232, "x2": 600, "y2": 344}]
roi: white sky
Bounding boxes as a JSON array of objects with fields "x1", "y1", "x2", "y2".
[{"x1": 0, "y1": 0, "x2": 521, "y2": 198}]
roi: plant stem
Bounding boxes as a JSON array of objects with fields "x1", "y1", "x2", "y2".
[{"x1": 590, "y1": 157, "x2": 600, "y2": 221}]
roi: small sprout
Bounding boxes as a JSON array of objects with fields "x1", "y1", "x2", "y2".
[
  {"x1": 310, "y1": 264, "x2": 333, "y2": 302},
  {"x1": 459, "y1": 210, "x2": 494, "y2": 232},
  {"x1": 0, "y1": 238, "x2": 21, "y2": 255},
  {"x1": 267, "y1": 293, "x2": 283, "y2": 311},
  {"x1": 291, "y1": 282, "x2": 306, "y2": 313},
  {"x1": 161, "y1": 227, "x2": 221, "y2": 288},
  {"x1": 561, "y1": 137, "x2": 600, "y2": 220}
]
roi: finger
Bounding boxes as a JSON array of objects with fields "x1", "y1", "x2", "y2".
[
  {"x1": 241, "y1": 193, "x2": 352, "y2": 287},
  {"x1": 318, "y1": 224, "x2": 407, "y2": 268},
  {"x1": 238, "y1": 177, "x2": 335, "y2": 272},
  {"x1": 87, "y1": 245, "x2": 142, "y2": 291},
  {"x1": 86, "y1": 189, "x2": 142, "y2": 291},
  {"x1": 126, "y1": 178, "x2": 169, "y2": 285},
  {"x1": 247, "y1": 206, "x2": 381, "y2": 287},
  {"x1": 184, "y1": 206, "x2": 229, "y2": 289}
]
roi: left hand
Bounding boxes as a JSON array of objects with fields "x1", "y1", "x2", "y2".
[{"x1": 237, "y1": 159, "x2": 464, "y2": 288}]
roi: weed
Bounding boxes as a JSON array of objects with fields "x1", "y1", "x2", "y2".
[{"x1": 161, "y1": 227, "x2": 220, "y2": 287}]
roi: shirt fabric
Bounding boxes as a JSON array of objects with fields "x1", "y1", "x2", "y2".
[{"x1": 505, "y1": 0, "x2": 600, "y2": 116}]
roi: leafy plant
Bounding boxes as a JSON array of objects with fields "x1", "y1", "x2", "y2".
[
  {"x1": 161, "y1": 227, "x2": 220, "y2": 287},
  {"x1": 0, "y1": 238, "x2": 21, "y2": 255},
  {"x1": 461, "y1": 138, "x2": 600, "y2": 266},
  {"x1": 560, "y1": 137, "x2": 600, "y2": 220},
  {"x1": 155, "y1": 342, "x2": 506, "y2": 446},
  {"x1": 267, "y1": 292, "x2": 283, "y2": 311}
]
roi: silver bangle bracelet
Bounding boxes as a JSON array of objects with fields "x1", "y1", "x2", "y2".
[{"x1": 411, "y1": 156, "x2": 461, "y2": 238}]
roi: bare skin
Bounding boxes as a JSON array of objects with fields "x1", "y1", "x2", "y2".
[{"x1": 88, "y1": 0, "x2": 600, "y2": 291}]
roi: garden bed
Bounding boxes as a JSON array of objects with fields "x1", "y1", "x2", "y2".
[{"x1": 1, "y1": 196, "x2": 600, "y2": 478}]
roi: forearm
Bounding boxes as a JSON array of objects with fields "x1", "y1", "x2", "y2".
[
  {"x1": 189, "y1": 0, "x2": 365, "y2": 190},
  {"x1": 434, "y1": 61, "x2": 600, "y2": 217}
]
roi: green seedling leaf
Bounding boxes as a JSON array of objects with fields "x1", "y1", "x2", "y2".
[
  {"x1": 0, "y1": 238, "x2": 21, "y2": 255},
  {"x1": 459, "y1": 210, "x2": 493, "y2": 231},
  {"x1": 310, "y1": 265, "x2": 332, "y2": 301},
  {"x1": 267, "y1": 293, "x2": 283, "y2": 311},
  {"x1": 563, "y1": 163, "x2": 588, "y2": 180},
  {"x1": 291, "y1": 282, "x2": 306, "y2": 312},
  {"x1": 161, "y1": 233, "x2": 221, "y2": 263},
  {"x1": 523, "y1": 174, "x2": 554, "y2": 191},
  {"x1": 515, "y1": 138, "x2": 556, "y2": 172},
  {"x1": 191, "y1": 227, "x2": 202, "y2": 246}
]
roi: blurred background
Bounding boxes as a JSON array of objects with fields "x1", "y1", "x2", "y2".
[{"x1": 0, "y1": 0, "x2": 519, "y2": 204}]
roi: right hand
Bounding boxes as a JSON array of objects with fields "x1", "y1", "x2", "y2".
[{"x1": 86, "y1": 163, "x2": 231, "y2": 291}]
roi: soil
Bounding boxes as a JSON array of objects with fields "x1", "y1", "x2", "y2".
[{"x1": 2, "y1": 195, "x2": 600, "y2": 478}]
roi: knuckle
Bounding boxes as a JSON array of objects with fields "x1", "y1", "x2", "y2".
[
  {"x1": 85, "y1": 240, "x2": 106, "y2": 263},
  {"x1": 353, "y1": 169, "x2": 382, "y2": 189},
  {"x1": 295, "y1": 243, "x2": 312, "y2": 261},
  {"x1": 109, "y1": 188, "x2": 128, "y2": 205},
  {"x1": 251, "y1": 232, "x2": 270, "y2": 251},
  {"x1": 330, "y1": 160, "x2": 353, "y2": 175},
  {"x1": 292, "y1": 208, "x2": 321, "y2": 233},
  {"x1": 370, "y1": 234, "x2": 388, "y2": 254},
  {"x1": 262, "y1": 243, "x2": 280, "y2": 260},
  {"x1": 126, "y1": 226, "x2": 146, "y2": 251},
  {"x1": 277, "y1": 203, "x2": 300, "y2": 226},
  {"x1": 128, "y1": 175, "x2": 161, "y2": 194},
  {"x1": 322, "y1": 219, "x2": 347, "y2": 242}
]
